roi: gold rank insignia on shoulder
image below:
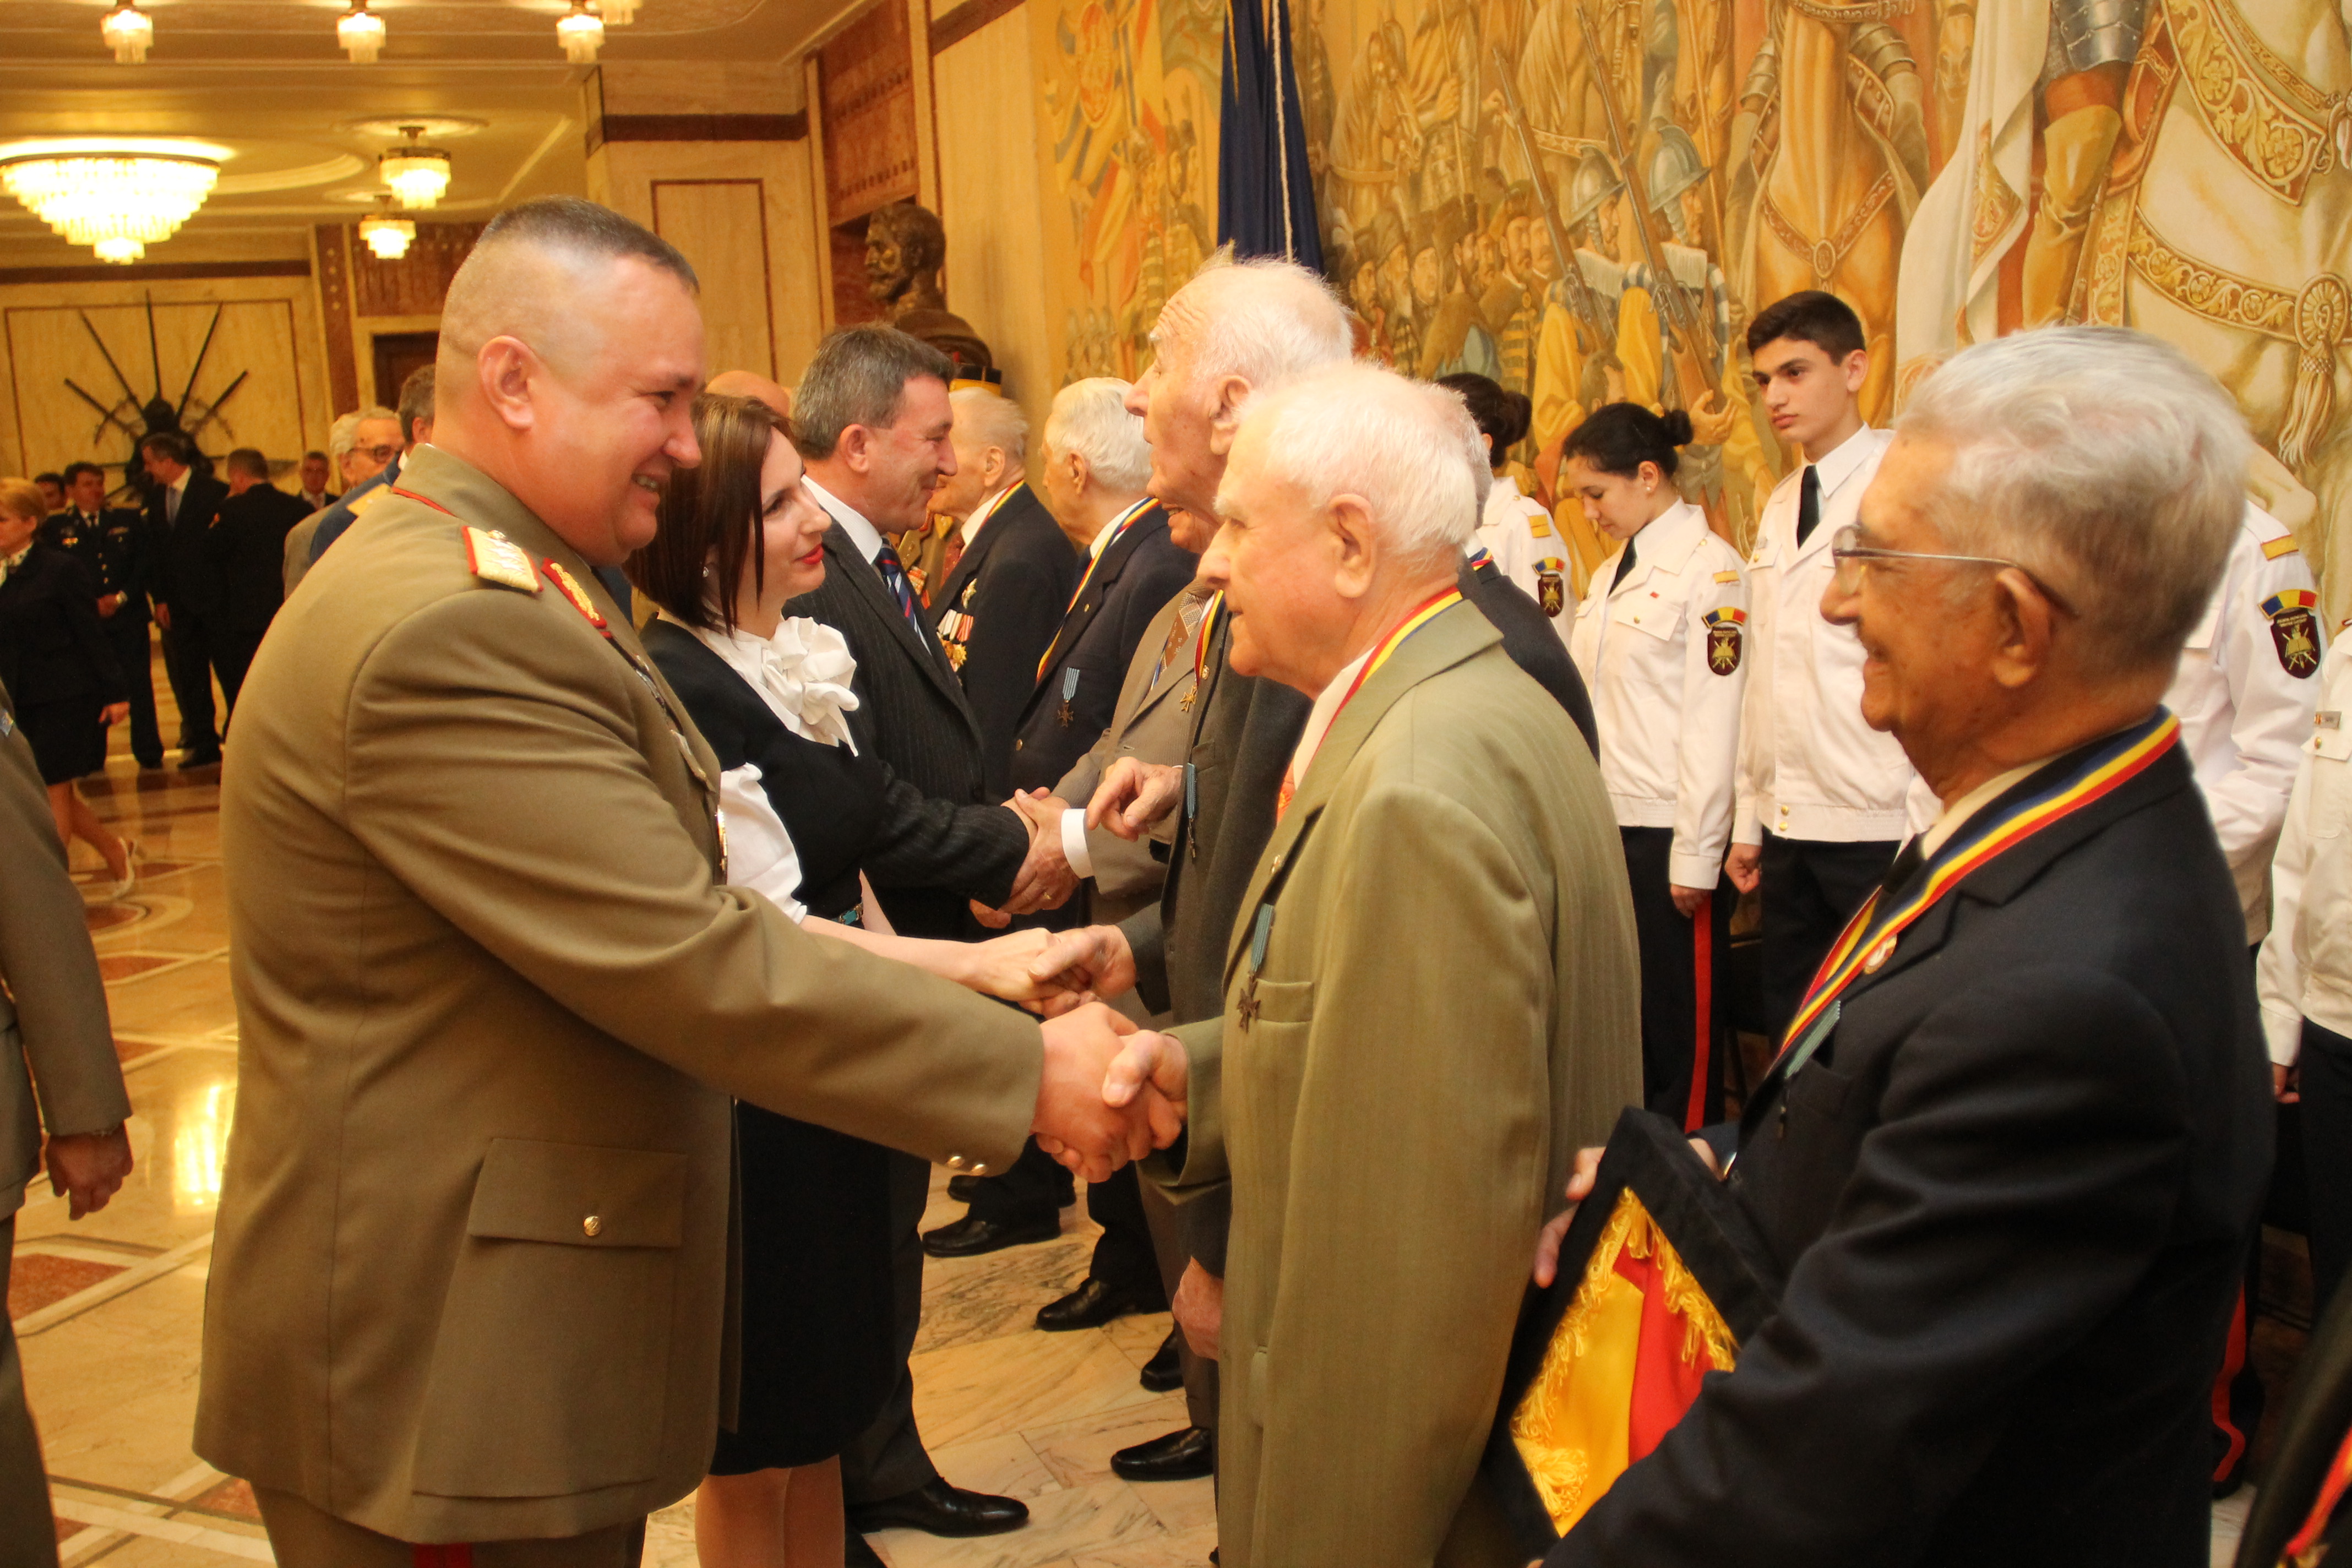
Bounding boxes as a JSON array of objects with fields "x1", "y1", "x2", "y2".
[
  {"x1": 1714, "y1": 569, "x2": 1741, "y2": 583},
  {"x1": 2263, "y1": 535, "x2": 2302, "y2": 560},
  {"x1": 1529, "y1": 515, "x2": 1553, "y2": 538},
  {"x1": 465, "y1": 527, "x2": 541, "y2": 594},
  {"x1": 542, "y1": 559, "x2": 609, "y2": 631}
]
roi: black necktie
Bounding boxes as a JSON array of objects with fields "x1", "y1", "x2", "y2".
[
  {"x1": 1610, "y1": 533, "x2": 1640, "y2": 591},
  {"x1": 872, "y1": 543, "x2": 924, "y2": 633},
  {"x1": 1879, "y1": 836, "x2": 1926, "y2": 899},
  {"x1": 1795, "y1": 463, "x2": 1822, "y2": 547}
]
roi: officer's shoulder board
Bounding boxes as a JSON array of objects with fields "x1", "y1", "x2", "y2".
[
  {"x1": 1713, "y1": 569, "x2": 1740, "y2": 583},
  {"x1": 465, "y1": 526, "x2": 542, "y2": 594},
  {"x1": 2263, "y1": 533, "x2": 2301, "y2": 560},
  {"x1": 348, "y1": 487, "x2": 384, "y2": 519}
]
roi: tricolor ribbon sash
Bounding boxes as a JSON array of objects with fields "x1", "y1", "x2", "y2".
[
  {"x1": 1275, "y1": 587, "x2": 1463, "y2": 820},
  {"x1": 1770, "y1": 711, "x2": 2181, "y2": 1075},
  {"x1": 1041, "y1": 496, "x2": 1155, "y2": 679},
  {"x1": 1194, "y1": 590, "x2": 1227, "y2": 683}
]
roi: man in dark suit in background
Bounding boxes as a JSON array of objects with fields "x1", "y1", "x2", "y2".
[
  {"x1": 138, "y1": 431, "x2": 230, "y2": 769},
  {"x1": 47, "y1": 461, "x2": 162, "y2": 769},
  {"x1": 780, "y1": 326, "x2": 1051, "y2": 1559},
  {"x1": 295, "y1": 450, "x2": 335, "y2": 513},
  {"x1": 206, "y1": 449, "x2": 310, "y2": 709},
  {"x1": 1533, "y1": 328, "x2": 2272, "y2": 1567},
  {"x1": 922, "y1": 388, "x2": 1079, "y2": 798}
]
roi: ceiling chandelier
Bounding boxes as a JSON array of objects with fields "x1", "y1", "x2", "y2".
[
  {"x1": 358, "y1": 198, "x2": 415, "y2": 260},
  {"x1": 378, "y1": 126, "x2": 450, "y2": 209},
  {"x1": 0, "y1": 139, "x2": 226, "y2": 263},
  {"x1": 101, "y1": 2, "x2": 153, "y2": 64},
  {"x1": 338, "y1": 2, "x2": 386, "y2": 63},
  {"x1": 558, "y1": 2, "x2": 605, "y2": 63}
]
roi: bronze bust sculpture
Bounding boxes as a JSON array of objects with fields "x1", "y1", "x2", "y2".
[{"x1": 863, "y1": 201, "x2": 994, "y2": 373}]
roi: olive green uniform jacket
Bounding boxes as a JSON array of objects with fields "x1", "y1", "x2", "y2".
[
  {"x1": 1156, "y1": 600, "x2": 1642, "y2": 1567},
  {"x1": 194, "y1": 448, "x2": 1043, "y2": 1544}
]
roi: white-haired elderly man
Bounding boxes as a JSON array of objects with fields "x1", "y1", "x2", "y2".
[
  {"x1": 282, "y1": 404, "x2": 403, "y2": 597},
  {"x1": 1095, "y1": 360, "x2": 1642, "y2": 1566},
  {"x1": 1526, "y1": 326, "x2": 2272, "y2": 1568}
]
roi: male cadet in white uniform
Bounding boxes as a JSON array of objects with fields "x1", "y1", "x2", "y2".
[{"x1": 1727, "y1": 290, "x2": 1914, "y2": 1035}]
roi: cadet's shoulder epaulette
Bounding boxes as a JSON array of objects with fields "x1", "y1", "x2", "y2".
[
  {"x1": 1714, "y1": 568, "x2": 1740, "y2": 583},
  {"x1": 465, "y1": 526, "x2": 541, "y2": 594},
  {"x1": 2263, "y1": 533, "x2": 2301, "y2": 560}
]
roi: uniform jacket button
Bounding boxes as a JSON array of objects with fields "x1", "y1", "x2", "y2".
[
  {"x1": 971, "y1": 1162, "x2": 989, "y2": 1175},
  {"x1": 948, "y1": 1154, "x2": 967, "y2": 1170},
  {"x1": 582, "y1": 1215, "x2": 602, "y2": 1238}
]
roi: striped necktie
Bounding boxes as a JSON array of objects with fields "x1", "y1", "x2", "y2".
[{"x1": 872, "y1": 543, "x2": 924, "y2": 632}]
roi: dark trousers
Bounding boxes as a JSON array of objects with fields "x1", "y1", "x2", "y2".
[
  {"x1": 1758, "y1": 830, "x2": 1901, "y2": 1039},
  {"x1": 1140, "y1": 1180, "x2": 1218, "y2": 1431},
  {"x1": 2302, "y1": 1017, "x2": 2352, "y2": 1317},
  {"x1": 1081, "y1": 1166, "x2": 1169, "y2": 1306},
  {"x1": 158, "y1": 609, "x2": 221, "y2": 754},
  {"x1": 104, "y1": 614, "x2": 162, "y2": 766},
  {"x1": 961, "y1": 1141, "x2": 1161, "y2": 1299},
  {"x1": 0, "y1": 1217, "x2": 61, "y2": 1568},
  {"x1": 1620, "y1": 827, "x2": 1733, "y2": 1131},
  {"x1": 213, "y1": 626, "x2": 266, "y2": 726},
  {"x1": 962, "y1": 1136, "x2": 1074, "y2": 1228},
  {"x1": 840, "y1": 1151, "x2": 942, "y2": 1505}
]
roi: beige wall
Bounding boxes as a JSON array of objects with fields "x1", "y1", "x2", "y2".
[
  {"x1": 589, "y1": 138, "x2": 826, "y2": 388},
  {"x1": 934, "y1": 2, "x2": 1055, "y2": 472},
  {"x1": 1, "y1": 273, "x2": 334, "y2": 484}
]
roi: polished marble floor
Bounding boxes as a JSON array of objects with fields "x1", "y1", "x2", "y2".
[{"x1": 9, "y1": 658, "x2": 2271, "y2": 1565}]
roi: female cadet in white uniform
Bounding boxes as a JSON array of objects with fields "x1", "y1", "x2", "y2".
[
  {"x1": 1439, "y1": 372, "x2": 1575, "y2": 636},
  {"x1": 1564, "y1": 403, "x2": 1749, "y2": 1128}
]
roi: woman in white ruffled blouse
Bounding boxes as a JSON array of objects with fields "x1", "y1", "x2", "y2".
[{"x1": 631, "y1": 393, "x2": 1078, "y2": 1568}]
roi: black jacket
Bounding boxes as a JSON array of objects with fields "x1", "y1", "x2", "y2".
[
  {"x1": 146, "y1": 471, "x2": 230, "y2": 619},
  {"x1": 783, "y1": 527, "x2": 1026, "y2": 940},
  {"x1": 1461, "y1": 556, "x2": 1596, "y2": 756},
  {"x1": 642, "y1": 620, "x2": 1023, "y2": 919},
  {"x1": 0, "y1": 545, "x2": 124, "y2": 708},
  {"x1": 43, "y1": 507, "x2": 152, "y2": 622},
  {"x1": 208, "y1": 486, "x2": 312, "y2": 635},
  {"x1": 925, "y1": 484, "x2": 1080, "y2": 798},
  {"x1": 2234, "y1": 1272, "x2": 2352, "y2": 1564},
  {"x1": 1550, "y1": 730, "x2": 2271, "y2": 1568},
  {"x1": 1010, "y1": 504, "x2": 1196, "y2": 794}
]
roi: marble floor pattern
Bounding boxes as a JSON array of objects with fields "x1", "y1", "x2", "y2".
[{"x1": 11, "y1": 661, "x2": 2256, "y2": 1566}]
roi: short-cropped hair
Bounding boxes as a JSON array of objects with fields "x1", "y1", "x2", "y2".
[
  {"x1": 950, "y1": 386, "x2": 1028, "y2": 471},
  {"x1": 224, "y1": 448, "x2": 270, "y2": 481},
  {"x1": 476, "y1": 196, "x2": 697, "y2": 292},
  {"x1": 1161, "y1": 253, "x2": 1353, "y2": 400},
  {"x1": 62, "y1": 461, "x2": 105, "y2": 487},
  {"x1": 1044, "y1": 378, "x2": 1150, "y2": 493},
  {"x1": 1746, "y1": 289, "x2": 1866, "y2": 362},
  {"x1": 329, "y1": 407, "x2": 399, "y2": 461},
  {"x1": 398, "y1": 364, "x2": 437, "y2": 443},
  {"x1": 792, "y1": 324, "x2": 956, "y2": 461},
  {"x1": 628, "y1": 393, "x2": 788, "y2": 634},
  {"x1": 0, "y1": 477, "x2": 47, "y2": 521},
  {"x1": 139, "y1": 431, "x2": 194, "y2": 465},
  {"x1": 1230, "y1": 362, "x2": 1484, "y2": 564},
  {"x1": 1897, "y1": 325, "x2": 2250, "y2": 681}
]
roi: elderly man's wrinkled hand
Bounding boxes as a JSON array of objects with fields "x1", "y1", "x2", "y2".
[
  {"x1": 1103, "y1": 1029, "x2": 1188, "y2": 1150},
  {"x1": 1090, "y1": 759, "x2": 1183, "y2": 841},
  {"x1": 1027, "y1": 923, "x2": 1139, "y2": 1003},
  {"x1": 1032, "y1": 1004, "x2": 1160, "y2": 1182},
  {"x1": 1000, "y1": 791, "x2": 1080, "y2": 914}
]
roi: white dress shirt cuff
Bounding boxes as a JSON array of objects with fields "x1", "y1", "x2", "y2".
[
  {"x1": 1061, "y1": 808, "x2": 1095, "y2": 880},
  {"x1": 2265, "y1": 1003, "x2": 2305, "y2": 1066}
]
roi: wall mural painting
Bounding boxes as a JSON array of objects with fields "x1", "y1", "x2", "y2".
[{"x1": 1037, "y1": 0, "x2": 2352, "y2": 615}]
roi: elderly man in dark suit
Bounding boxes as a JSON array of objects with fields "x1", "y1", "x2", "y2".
[
  {"x1": 781, "y1": 323, "x2": 1061, "y2": 1556},
  {"x1": 205, "y1": 449, "x2": 311, "y2": 712},
  {"x1": 923, "y1": 387, "x2": 1079, "y2": 797},
  {"x1": 1523, "y1": 326, "x2": 2274, "y2": 1567},
  {"x1": 138, "y1": 431, "x2": 230, "y2": 768}
]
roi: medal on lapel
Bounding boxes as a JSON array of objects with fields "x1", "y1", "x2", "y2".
[
  {"x1": 1057, "y1": 667, "x2": 1080, "y2": 728},
  {"x1": 1237, "y1": 903, "x2": 1275, "y2": 1030}
]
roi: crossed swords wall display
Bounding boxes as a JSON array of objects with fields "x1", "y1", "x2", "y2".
[{"x1": 62, "y1": 293, "x2": 249, "y2": 502}]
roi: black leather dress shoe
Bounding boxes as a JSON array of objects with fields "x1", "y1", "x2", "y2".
[
  {"x1": 1035, "y1": 1276, "x2": 1162, "y2": 1331},
  {"x1": 177, "y1": 749, "x2": 222, "y2": 771},
  {"x1": 921, "y1": 1213, "x2": 1059, "y2": 1258},
  {"x1": 947, "y1": 1173, "x2": 983, "y2": 1202},
  {"x1": 1139, "y1": 1330, "x2": 1183, "y2": 1391},
  {"x1": 1111, "y1": 1425, "x2": 1214, "y2": 1482},
  {"x1": 844, "y1": 1527, "x2": 888, "y2": 1567},
  {"x1": 846, "y1": 1478, "x2": 1030, "y2": 1538}
]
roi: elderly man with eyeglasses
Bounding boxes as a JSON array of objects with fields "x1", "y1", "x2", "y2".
[{"x1": 1528, "y1": 326, "x2": 2273, "y2": 1568}]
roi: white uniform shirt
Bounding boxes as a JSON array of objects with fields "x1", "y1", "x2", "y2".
[
  {"x1": 1734, "y1": 424, "x2": 1914, "y2": 846},
  {"x1": 2258, "y1": 634, "x2": 2352, "y2": 1065},
  {"x1": 2168, "y1": 503, "x2": 2321, "y2": 943},
  {"x1": 1568, "y1": 500, "x2": 1750, "y2": 888},
  {"x1": 1477, "y1": 473, "x2": 1571, "y2": 639}
]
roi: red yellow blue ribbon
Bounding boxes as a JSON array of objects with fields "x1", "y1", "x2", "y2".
[{"x1": 1275, "y1": 587, "x2": 1463, "y2": 819}]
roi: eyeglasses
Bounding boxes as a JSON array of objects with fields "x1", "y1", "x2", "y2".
[
  {"x1": 354, "y1": 444, "x2": 400, "y2": 463},
  {"x1": 1829, "y1": 524, "x2": 2078, "y2": 618}
]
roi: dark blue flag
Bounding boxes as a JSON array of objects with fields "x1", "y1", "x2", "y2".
[{"x1": 1215, "y1": 0, "x2": 1323, "y2": 271}]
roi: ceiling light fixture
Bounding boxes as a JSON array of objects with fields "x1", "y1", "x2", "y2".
[
  {"x1": 378, "y1": 126, "x2": 450, "y2": 209},
  {"x1": 101, "y1": 2, "x2": 154, "y2": 64},
  {"x1": 0, "y1": 138, "x2": 228, "y2": 263},
  {"x1": 358, "y1": 198, "x2": 415, "y2": 260},
  {"x1": 599, "y1": 0, "x2": 641, "y2": 23},
  {"x1": 558, "y1": 2, "x2": 605, "y2": 62},
  {"x1": 338, "y1": 2, "x2": 386, "y2": 63}
]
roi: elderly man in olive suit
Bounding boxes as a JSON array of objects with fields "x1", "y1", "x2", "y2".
[
  {"x1": 1095, "y1": 362, "x2": 1643, "y2": 1566},
  {"x1": 0, "y1": 678, "x2": 135, "y2": 1566},
  {"x1": 193, "y1": 197, "x2": 1168, "y2": 1568}
]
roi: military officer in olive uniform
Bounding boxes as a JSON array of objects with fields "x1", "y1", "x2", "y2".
[
  {"x1": 193, "y1": 197, "x2": 1165, "y2": 1568},
  {"x1": 44, "y1": 462, "x2": 161, "y2": 769}
]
